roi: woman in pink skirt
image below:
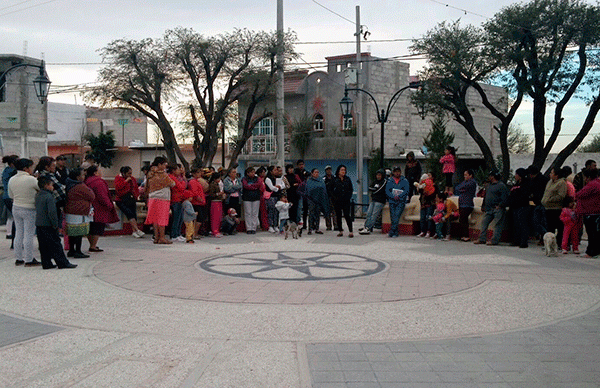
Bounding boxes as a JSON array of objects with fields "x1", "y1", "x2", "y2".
[{"x1": 145, "y1": 157, "x2": 175, "y2": 244}]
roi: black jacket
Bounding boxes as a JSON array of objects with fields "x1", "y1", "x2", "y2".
[
  {"x1": 369, "y1": 178, "x2": 387, "y2": 204},
  {"x1": 332, "y1": 176, "x2": 353, "y2": 203},
  {"x1": 529, "y1": 173, "x2": 549, "y2": 206},
  {"x1": 507, "y1": 179, "x2": 531, "y2": 209}
]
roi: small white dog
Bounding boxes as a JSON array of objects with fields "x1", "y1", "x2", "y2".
[
  {"x1": 284, "y1": 222, "x2": 299, "y2": 240},
  {"x1": 543, "y1": 232, "x2": 558, "y2": 256}
]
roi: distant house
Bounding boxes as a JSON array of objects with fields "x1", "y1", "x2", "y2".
[
  {"x1": 236, "y1": 52, "x2": 507, "y2": 199},
  {"x1": 0, "y1": 54, "x2": 49, "y2": 157}
]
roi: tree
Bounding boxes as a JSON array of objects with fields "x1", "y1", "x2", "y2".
[
  {"x1": 412, "y1": 0, "x2": 600, "y2": 177},
  {"x1": 86, "y1": 38, "x2": 189, "y2": 170},
  {"x1": 507, "y1": 124, "x2": 533, "y2": 154},
  {"x1": 485, "y1": 0, "x2": 600, "y2": 173},
  {"x1": 290, "y1": 116, "x2": 313, "y2": 159},
  {"x1": 85, "y1": 131, "x2": 116, "y2": 168},
  {"x1": 423, "y1": 114, "x2": 455, "y2": 188},
  {"x1": 578, "y1": 133, "x2": 600, "y2": 152},
  {"x1": 165, "y1": 27, "x2": 297, "y2": 168}
]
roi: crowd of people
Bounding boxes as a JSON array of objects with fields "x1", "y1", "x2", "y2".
[{"x1": 2, "y1": 150, "x2": 600, "y2": 269}]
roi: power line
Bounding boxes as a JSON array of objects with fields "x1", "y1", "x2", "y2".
[
  {"x1": 0, "y1": 0, "x2": 37, "y2": 12},
  {"x1": 428, "y1": 0, "x2": 489, "y2": 19},
  {"x1": 311, "y1": 0, "x2": 355, "y2": 25},
  {"x1": 0, "y1": 0, "x2": 59, "y2": 17},
  {"x1": 297, "y1": 38, "x2": 413, "y2": 45}
]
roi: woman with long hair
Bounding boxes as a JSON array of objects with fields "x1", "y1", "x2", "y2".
[
  {"x1": 85, "y1": 165, "x2": 119, "y2": 252},
  {"x1": 332, "y1": 164, "x2": 354, "y2": 238},
  {"x1": 145, "y1": 157, "x2": 175, "y2": 244},
  {"x1": 114, "y1": 166, "x2": 144, "y2": 238}
]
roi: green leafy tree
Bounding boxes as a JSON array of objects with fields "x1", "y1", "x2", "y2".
[
  {"x1": 85, "y1": 131, "x2": 116, "y2": 168},
  {"x1": 423, "y1": 115, "x2": 455, "y2": 187},
  {"x1": 290, "y1": 116, "x2": 313, "y2": 159},
  {"x1": 578, "y1": 133, "x2": 600, "y2": 152},
  {"x1": 412, "y1": 0, "x2": 600, "y2": 177}
]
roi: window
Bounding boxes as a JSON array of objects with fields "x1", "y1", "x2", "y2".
[
  {"x1": 246, "y1": 118, "x2": 275, "y2": 154},
  {"x1": 313, "y1": 114, "x2": 324, "y2": 131}
]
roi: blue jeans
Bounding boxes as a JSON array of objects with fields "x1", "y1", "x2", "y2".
[
  {"x1": 170, "y1": 202, "x2": 183, "y2": 238},
  {"x1": 388, "y1": 201, "x2": 406, "y2": 237},
  {"x1": 364, "y1": 201, "x2": 385, "y2": 231},
  {"x1": 420, "y1": 206, "x2": 434, "y2": 235},
  {"x1": 435, "y1": 222, "x2": 444, "y2": 238},
  {"x1": 478, "y1": 208, "x2": 506, "y2": 244},
  {"x1": 279, "y1": 219, "x2": 289, "y2": 232}
]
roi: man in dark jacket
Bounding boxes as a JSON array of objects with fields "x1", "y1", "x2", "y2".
[
  {"x1": 507, "y1": 168, "x2": 531, "y2": 248},
  {"x1": 528, "y1": 165, "x2": 550, "y2": 243},
  {"x1": 323, "y1": 165, "x2": 336, "y2": 230},
  {"x1": 359, "y1": 169, "x2": 387, "y2": 235},
  {"x1": 475, "y1": 170, "x2": 509, "y2": 246},
  {"x1": 294, "y1": 160, "x2": 310, "y2": 229},
  {"x1": 573, "y1": 159, "x2": 597, "y2": 192},
  {"x1": 35, "y1": 176, "x2": 77, "y2": 269}
]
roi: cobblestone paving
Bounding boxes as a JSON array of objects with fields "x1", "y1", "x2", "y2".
[
  {"x1": 0, "y1": 313, "x2": 62, "y2": 348},
  {"x1": 307, "y1": 308, "x2": 600, "y2": 388}
]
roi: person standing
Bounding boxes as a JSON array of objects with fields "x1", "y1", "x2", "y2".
[
  {"x1": 284, "y1": 164, "x2": 301, "y2": 224},
  {"x1": 474, "y1": 171, "x2": 509, "y2": 246},
  {"x1": 575, "y1": 168, "x2": 600, "y2": 258},
  {"x1": 64, "y1": 168, "x2": 94, "y2": 258},
  {"x1": 54, "y1": 155, "x2": 70, "y2": 185},
  {"x1": 416, "y1": 173, "x2": 437, "y2": 238},
  {"x1": 2, "y1": 154, "x2": 18, "y2": 247},
  {"x1": 439, "y1": 146, "x2": 456, "y2": 195},
  {"x1": 85, "y1": 166, "x2": 120, "y2": 252},
  {"x1": 573, "y1": 159, "x2": 596, "y2": 192},
  {"x1": 332, "y1": 165, "x2": 354, "y2": 238},
  {"x1": 241, "y1": 167, "x2": 261, "y2": 234},
  {"x1": 305, "y1": 168, "x2": 329, "y2": 234},
  {"x1": 188, "y1": 168, "x2": 207, "y2": 239},
  {"x1": 35, "y1": 176, "x2": 77, "y2": 269},
  {"x1": 404, "y1": 151, "x2": 422, "y2": 200},
  {"x1": 527, "y1": 165, "x2": 550, "y2": 244},
  {"x1": 145, "y1": 157, "x2": 176, "y2": 244},
  {"x1": 8, "y1": 158, "x2": 40, "y2": 266},
  {"x1": 223, "y1": 168, "x2": 242, "y2": 217},
  {"x1": 265, "y1": 166, "x2": 284, "y2": 233},
  {"x1": 560, "y1": 198, "x2": 580, "y2": 254},
  {"x1": 168, "y1": 164, "x2": 187, "y2": 242},
  {"x1": 294, "y1": 160, "x2": 309, "y2": 228},
  {"x1": 507, "y1": 168, "x2": 531, "y2": 248},
  {"x1": 385, "y1": 167, "x2": 409, "y2": 238},
  {"x1": 114, "y1": 166, "x2": 144, "y2": 238},
  {"x1": 454, "y1": 169, "x2": 477, "y2": 241},
  {"x1": 359, "y1": 169, "x2": 387, "y2": 235},
  {"x1": 322, "y1": 165, "x2": 336, "y2": 231},
  {"x1": 256, "y1": 167, "x2": 269, "y2": 231},
  {"x1": 542, "y1": 167, "x2": 568, "y2": 245}
]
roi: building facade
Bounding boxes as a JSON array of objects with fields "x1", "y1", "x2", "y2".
[{"x1": 0, "y1": 55, "x2": 49, "y2": 158}]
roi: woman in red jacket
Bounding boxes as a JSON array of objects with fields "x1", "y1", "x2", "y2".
[
  {"x1": 84, "y1": 166, "x2": 119, "y2": 252},
  {"x1": 168, "y1": 164, "x2": 188, "y2": 242},
  {"x1": 188, "y1": 168, "x2": 207, "y2": 239},
  {"x1": 114, "y1": 166, "x2": 144, "y2": 238},
  {"x1": 65, "y1": 168, "x2": 95, "y2": 258}
]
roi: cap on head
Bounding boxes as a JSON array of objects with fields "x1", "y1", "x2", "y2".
[{"x1": 228, "y1": 208, "x2": 237, "y2": 216}]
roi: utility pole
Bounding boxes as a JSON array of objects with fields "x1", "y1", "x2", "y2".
[
  {"x1": 355, "y1": 5, "x2": 364, "y2": 215},
  {"x1": 276, "y1": 0, "x2": 285, "y2": 168}
]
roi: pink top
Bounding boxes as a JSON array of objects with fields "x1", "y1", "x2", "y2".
[
  {"x1": 560, "y1": 207, "x2": 577, "y2": 226},
  {"x1": 566, "y1": 181, "x2": 575, "y2": 199},
  {"x1": 439, "y1": 154, "x2": 456, "y2": 174}
]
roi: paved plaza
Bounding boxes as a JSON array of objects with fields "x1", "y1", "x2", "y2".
[{"x1": 1, "y1": 223, "x2": 600, "y2": 387}]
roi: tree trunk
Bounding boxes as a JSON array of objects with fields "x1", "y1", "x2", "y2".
[
  {"x1": 155, "y1": 110, "x2": 189, "y2": 171},
  {"x1": 531, "y1": 97, "x2": 548, "y2": 169}
]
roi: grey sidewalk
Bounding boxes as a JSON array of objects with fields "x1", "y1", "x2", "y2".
[{"x1": 1, "y1": 223, "x2": 599, "y2": 387}]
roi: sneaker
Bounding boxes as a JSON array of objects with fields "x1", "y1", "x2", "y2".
[
  {"x1": 359, "y1": 229, "x2": 371, "y2": 235},
  {"x1": 424, "y1": 232, "x2": 431, "y2": 238},
  {"x1": 213, "y1": 233, "x2": 223, "y2": 238},
  {"x1": 268, "y1": 227, "x2": 276, "y2": 233},
  {"x1": 176, "y1": 236, "x2": 186, "y2": 242},
  {"x1": 133, "y1": 230, "x2": 144, "y2": 238},
  {"x1": 315, "y1": 230, "x2": 323, "y2": 234},
  {"x1": 444, "y1": 236, "x2": 451, "y2": 241},
  {"x1": 417, "y1": 232, "x2": 425, "y2": 237},
  {"x1": 562, "y1": 249, "x2": 569, "y2": 254},
  {"x1": 573, "y1": 250, "x2": 580, "y2": 254}
]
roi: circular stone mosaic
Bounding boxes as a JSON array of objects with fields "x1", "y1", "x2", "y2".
[{"x1": 198, "y1": 251, "x2": 387, "y2": 281}]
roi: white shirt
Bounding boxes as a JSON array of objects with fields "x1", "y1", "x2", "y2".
[{"x1": 8, "y1": 171, "x2": 39, "y2": 209}]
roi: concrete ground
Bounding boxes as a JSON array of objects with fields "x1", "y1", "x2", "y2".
[{"x1": 0, "y1": 223, "x2": 599, "y2": 388}]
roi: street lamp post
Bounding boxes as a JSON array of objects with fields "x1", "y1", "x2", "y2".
[
  {"x1": 340, "y1": 82, "x2": 421, "y2": 170},
  {"x1": 0, "y1": 60, "x2": 51, "y2": 103}
]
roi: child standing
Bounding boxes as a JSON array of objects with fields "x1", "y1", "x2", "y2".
[
  {"x1": 207, "y1": 172, "x2": 225, "y2": 238},
  {"x1": 439, "y1": 146, "x2": 456, "y2": 194},
  {"x1": 431, "y1": 192, "x2": 447, "y2": 239},
  {"x1": 560, "y1": 197, "x2": 580, "y2": 254},
  {"x1": 35, "y1": 177, "x2": 77, "y2": 269},
  {"x1": 275, "y1": 195, "x2": 292, "y2": 233},
  {"x1": 442, "y1": 194, "x2": 459, "y2": 241},
  {"x1": 182, "y1": 191, "x2": 197, "y2": 243}
]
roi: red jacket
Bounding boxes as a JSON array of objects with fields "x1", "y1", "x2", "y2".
[
  {"x1": 169, "y1": 174, "x2": 187, "y2": 203},
  {"x1": 65, "y1": 183, "x2": 95, "y2": 216},
  {"x1": 576, "y1": 178, "x2": 600, "y2": 216},
  {"x1": 188, "y1": 178, "x2": 206, "y2": 206},
  {"x1": 114, "y1": 174, "x2": 140, "y2": 202},
  {"x1": 85, "y1": 175, "x2": 120, "y2": 224}
]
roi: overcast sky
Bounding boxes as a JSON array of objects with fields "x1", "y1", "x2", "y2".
[{"x1": 1, "y1": 0, "x2": 597, "y2": 149}]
